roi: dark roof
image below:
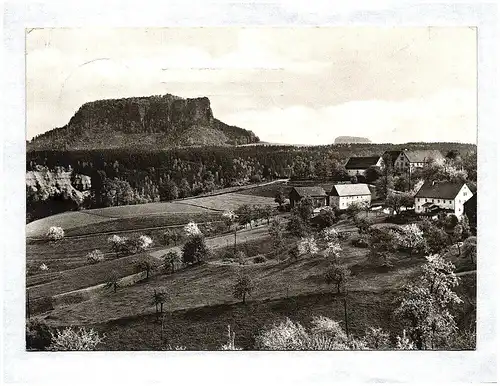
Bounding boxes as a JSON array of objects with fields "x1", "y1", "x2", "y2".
[
  {"x1": 403, "y1": 150, "x2": 443, "y2": 163},
  {"x1": 415, "y1": 181, "x2": 467, "y2": 199},
  {"x1": 383, "y1": 151, "x2": 402, "y2": 165},
  {"x1": 344, "y1": 156, "x2": 381, "y2": 169},
  {"x1": 330, "y1": 183, "x2": 371, "y2": 197},
  {"x1": 290, "y1": 186, "x2": 327, "y2": 197}
]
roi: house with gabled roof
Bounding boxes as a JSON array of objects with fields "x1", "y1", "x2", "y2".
[
  {"x1": 382, "y1": 150, "x2": 403, "y2": 168},
  {"x1": 330, "y1": 183, "x2": 371, "y2": 210},
  {"x1": 394, "y1": 150, "x2": 444, "y2": 172},
  {"x1": 414, "y1": 180, "x2": 473, "y2": 218},
  {"x1": 344, "y1": 156, "x2": 382, "y2": 177},
  {"x1": 289, "y1": 186, "x2": 328, "y2": 209}
]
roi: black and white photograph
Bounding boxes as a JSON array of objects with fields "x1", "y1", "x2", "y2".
[
  {"x1": 24, "y1": 26, "x2": 479, "y2": 352},
  {"x1": 2, "y1": 2, "x2": 498, "y2": 383}
]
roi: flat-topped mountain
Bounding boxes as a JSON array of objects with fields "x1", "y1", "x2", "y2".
[
  {"x1": 27, "y1": 94, "x2": 260, "y2": 150},
  {"x1": 334, "y1": 136, "x2": 372, "y2": 144}
]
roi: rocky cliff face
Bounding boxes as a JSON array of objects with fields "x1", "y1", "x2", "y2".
[
  {"x1": 26, "y1": 169, "x2": 91, "y2": 222},
  {"x1": 334, "y1": 136, "x2": 372, "y2": 144},
  {"x1": 28, "y1": 94, "x2": 260, "y2": 150}
]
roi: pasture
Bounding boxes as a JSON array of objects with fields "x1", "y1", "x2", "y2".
[{"x1": 39, "y1": 239, "x2": 424, "y2": 326}]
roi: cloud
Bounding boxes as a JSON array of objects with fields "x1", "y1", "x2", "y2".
[{"x1": 26, "y1": 28, "x2": 476, "y2": 143}]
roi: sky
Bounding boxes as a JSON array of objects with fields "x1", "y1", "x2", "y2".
[{"x1": 26, "y1": 27, "x2": 477, "y2": 144}]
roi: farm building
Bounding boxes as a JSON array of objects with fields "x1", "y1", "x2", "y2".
[
  {"x1": 382, "y1": 150, "x2": 403, "y2": 168},
  {"x1": 330, "y1": 183, "x2": 371, "y2": 210},
  {"x1": 288, "y1": 187, "x2": 328, "y2": 209},
  {"x1": 344, "y1": 156, "x2": 383, "y2": 177},
  {"x1": 463, "y1": 192, "x2": 477, "y2": 230},
  {"x1": 394, "y1": 150, "x2": 444, "y2": 172},
  {"x1": 414, "y1": 181, "x2": 473, "y2": 218}
]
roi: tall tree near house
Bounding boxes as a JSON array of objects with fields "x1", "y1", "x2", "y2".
[
  {"x1": 375, "y1": 174, "x2": 395, "y2": 201},
  {"x1": 385, "y1": 193, "x2": 404, "y2": 216},
  {"x1": 296, "y1": 196, "x2": 314, "y2": 222},
  {"x1": 274, "y1": 187, "x2": 286, "y2": 210}
]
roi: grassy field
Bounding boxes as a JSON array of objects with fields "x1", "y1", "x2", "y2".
[
  {"x1": 27, "y1": 193, "x2": 275, "y2": 239},
  {"x1": 94, "y1": 289, "x2": 402, "y2": 350},
  {"x1": 27, "y1": 226, "x2": 271, "y2": 301},
  {"x1": 40, "y1": 239, "x2": 424, "y2": 326}
]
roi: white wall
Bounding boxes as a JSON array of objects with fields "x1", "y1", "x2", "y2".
[
  {"x1": 414, "y1": 184, "x2": 473, "y2": 218},
  {"x1": 332, "y1": 194, "x2": 371, "y2": 209},
  {"x1": 453, "y1": 184, "x2": 474, "y2": 218}
]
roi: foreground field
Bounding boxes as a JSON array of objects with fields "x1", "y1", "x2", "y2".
[
  {"x1": 40, "y1": 239, "x2": 423, "y2": 326},
  {"x1": 27, "y1": 226, "x2": 271, "y2": 301}
]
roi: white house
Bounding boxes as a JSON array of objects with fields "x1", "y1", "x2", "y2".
[
  {"x1": 344, "y1": 156, "x2": 382, "y2": 177},
  {"x1": 330, "y1": 183, "x2": 372, "y2": 210},
  {"x1": 394, "y1": 150, "x2": 444, "y2": 173},
  {"x1": 414, "y1": 181, "x2": 473, "y2": 218}
]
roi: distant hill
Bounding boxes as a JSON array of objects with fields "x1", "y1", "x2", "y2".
[
  {"x1": 27, "y1": 94, "x2": 260, "y2": 150},
  {"x1": 334, "y1": 136, "x2": 372, "y2": 144}
]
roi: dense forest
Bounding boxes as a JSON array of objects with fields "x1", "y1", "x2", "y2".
[{"x1": 26, "y1": 142, "x2": 476, "y2": 222}]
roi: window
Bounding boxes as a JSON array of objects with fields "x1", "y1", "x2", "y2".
[{"x1": 449, "y1": 200, "x2": 452, "y2": 204}]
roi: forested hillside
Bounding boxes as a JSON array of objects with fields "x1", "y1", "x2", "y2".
[{"x1": 26, "y1": 142, "x2": 476, "y2": 222}]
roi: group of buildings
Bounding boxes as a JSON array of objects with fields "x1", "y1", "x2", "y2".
[
  {"x1": 344, "y1": 149, "x2": 445, "y2": 177},
  {"x1": 288, "y1": 149, "x2": 475, "y2": 219}
]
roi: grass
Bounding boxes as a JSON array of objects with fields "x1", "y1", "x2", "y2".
[
  {"x1": 26, "y1": 211, "x2": 115, "y2": 238},
  {"x1": 27, "y1": 226, "x2": 271, "y2": 302},
  {"x1": 93, "y1": 289, "x2": 402, "y2": 350},
  {"x1": 65, "y1": 212, "x2": 222, "y2": 237},
  {"x1": 40, "y1": 240, "x2": 424, "y2": 326}
]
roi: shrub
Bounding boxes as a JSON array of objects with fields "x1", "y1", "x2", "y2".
[
  {"x1": 108, "y1": 234, "x2": 127, "y2": 255},
  {"x1": 253, "y1": 255, "x2": 266, "y2": 264},
  {"x1": 235, "y1": 250, "x2": 247, "y2": 265},
  {"x1": 351, "y1": 235, "x2": 370, "y2": 248},
  {"x1": 182, "y1": 234, "x2": 210, "y2": 265},
  {"x1": 364, "y1": 327, "x2": 391, "y2": 349},
  {"x1": 48, "y1": 327, "x2": 105, "y2": 351},
  {"x1": 86, "y1": 249, "x2": 105, "y2": 264},
  {"x1": 297, "y1": 236, "x2": 319, "y2": 256},
  {"x1": 137, "y1": 235, "x2": 153, "y2": 251},
  {"x1": 163, "y1": 250, "x2": 182, "y2": 273},
  {"x1": 46, "y1": 226, "x2": 64, "y2": 241},
  {"x1": 26, "y1": 318, "x2": 52, "y2": 350},
  {"x1": 255, "y1": 318, "x2": 310, "y2": 350},
  {"x1": 39, "y1": 263, "x2": 49, "y2": 271},
  {"x1": 184, "y1": 221, "x2": 202, "y2": 237}
]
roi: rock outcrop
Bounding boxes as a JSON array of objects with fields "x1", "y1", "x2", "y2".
[{"x1": 28, "y1": 94, "x2": 260, "y2": 150}]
